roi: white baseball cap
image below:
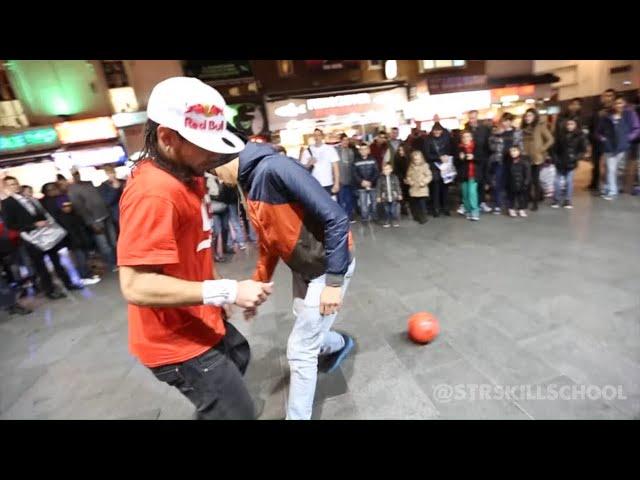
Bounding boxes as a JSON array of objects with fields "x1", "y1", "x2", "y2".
[{"x1": 146, "y1": 77, "x2": 245, "y2": 154}]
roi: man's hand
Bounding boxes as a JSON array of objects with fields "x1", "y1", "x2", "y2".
[
  {"x1": 235, "y1": 280, "x2": 273, "y2": 309},
  {"x1": 34, "y1": 220, "x2": 48, "y2": 228},
  {"x1": 331, "y1": 184, "x2": 340, "y2": 194},
  {"x1": 320, "y1": 286, "x2": 342, "y2": 316}
]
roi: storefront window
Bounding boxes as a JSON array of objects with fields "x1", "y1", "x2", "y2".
[{"x1": 420, "y1": 60, "x2": 466, "y2": 71}]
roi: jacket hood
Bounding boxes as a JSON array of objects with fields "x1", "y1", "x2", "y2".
[{"x1": 238, "y1": 142, "x2": 280, "y2": 189}]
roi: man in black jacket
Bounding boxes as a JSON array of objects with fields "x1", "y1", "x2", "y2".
[
  {"x1": 1, "y1": 176, "x2": 81, "y2": 299},
  {"x1": 465, "y1": 110, "x2": 492, "y2": 213},
  {"x1": 588, "y1": 89, "x2": 616, "y2": 192}
]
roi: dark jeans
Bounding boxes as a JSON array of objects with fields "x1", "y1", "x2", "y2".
[
  {"x1": 409, "y1": 197, "x2": 428, "y2": 222},
  {"x1": 337, "y1": 185, "x2": 356, "y2": 220},
  {"x1": 23, "y1": 240, "x2": 73, "y2": 293},
  {"x1": 491, "y1": 162, "x2": 506, "y2": 210},
  {"x1": 508, "y1": 190, "x2": 528, "y2": 210},
  {"x1": 381, "y1": 201, "x2": 400, "y2": 223},
  {"x1": 428, "y1": 168, "x2": 449, "y2": 214},
  {"x1": 589, "y1": 143, "x2": 601, "y2": 190},
  {"x1": 213, "y1": 208, "x2": 230, "y2": 255},
  {"x1": 530, "y1": 164, "x2": 543, "y2": 208},
  {"x1": 93, "y1": 218, "x2": 117, "y2": 268},
  {"x1": 150, "y1": 321, "x2": 255, "y2": 420},
  {"x1": 477, "y1": 160, "x2": 489, "y2": 204}
]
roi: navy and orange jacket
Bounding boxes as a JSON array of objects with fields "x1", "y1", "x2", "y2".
[{"x1": 238, "y1": 143, "x2": 354, "y2": 288}]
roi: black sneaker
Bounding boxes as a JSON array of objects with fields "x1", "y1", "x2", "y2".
[
  {"x1": 46, "y1": 291, "x2": 67, "y2": 300},
  {"x1": 8, "y1": 304, "x2": 32, "y2": 316},
  {"x1": 318, "y1": 334, "x2": 355, "y2": 374},
  {"x1": 551, "y1": 201, "x2": 560, "y2": 209},
  {"x1": 563, "y1": 201, "x2": 573, "y2": 209}
]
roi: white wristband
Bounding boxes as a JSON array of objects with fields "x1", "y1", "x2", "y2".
[{"x1": 202, "y1": 279, "x2": 238, "y2": 306}]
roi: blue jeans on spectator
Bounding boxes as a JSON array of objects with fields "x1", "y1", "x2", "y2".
[
  {"x1": 357, "y1": 189, "x2": 377, "y2": 221},
  {"x1": 213, "y1": 208, "x2": 230, "y2": 255},
  {"x1": 93, "y1": 218, "x2": 117, "y2": 268},
  {"x1": 554, "y1": 170, "x2": 575, "y2": 204},
  {"x1": 605, "y1": 152, "x2": 626, "y2": 197},
  {"x1": 338, "y1": 185, "x2": 356, "y2": 220},
  {"x1": 382, "y1": 201, "x2": 400, "y2": 224},
  {"x1": 226, "y1": 202, "x2": 247, "y2": 248}
]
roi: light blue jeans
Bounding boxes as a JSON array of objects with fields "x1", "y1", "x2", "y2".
[
  {"x1": 554, "y1": 170, "x2": 574, "y2": 204},
  {"x1": 605, "y1": 152, "x2": 626, "y2": 197},
  {"x1": 226, "y1": 202, "x2": 247, "y2": 248},
  {"x1": 286, "y1": 258, "x2": 356, "y2": 420}
]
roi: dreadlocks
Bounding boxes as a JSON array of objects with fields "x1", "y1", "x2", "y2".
[{"x1": 134, "y1": 120, "x2": 195, "y2": 186}]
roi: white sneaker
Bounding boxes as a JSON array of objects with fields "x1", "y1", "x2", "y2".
[
  {"x1": 480, "y1": 202, "x2": 492, "y2": 213},
  {"x1": 493, "y1": 208, "x2": 502, "y2": 215},
  {"x1": 470, "y1": 214, "x2": 480, "y2": 221},
  {"x1": 238, "y1": 243, "x2": 247, "y2": 250},
  {"x1": 508, "y1": 209, "x2": 517, "y2": 217},
  {"x1": 457, "y1": 204, "x2": 466, "y2": 216},
  {"x1": 81, "y1": 277, "x2": 102, "y2": 286},
  {"x1": 112, "y1": 267, "x2": 119, "y2": 273},
  {"x1": 519, "y1": 209, "x2": 528, "y2": 218},
  {"x1": 603, "y1": 195, "x2": 613, "y2": 201}
]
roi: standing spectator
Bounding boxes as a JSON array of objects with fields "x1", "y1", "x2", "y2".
[
  {"x1": 68, "y1": 167, "x2": 117, "y2": 271},
  {"x1": 99, "y1": 165, "x2": 125, "y2": 236},
  {"x1": 456, "y1": 131, "x2": 480, "y2": 221},
  {"x1": 205, "y1": 172, "x2": 233, "y2": 262},
  {"x1": 376, "y1": 163, "x2": 402, "y2": 228},
  {"x1": 465, "y1": 110, "x2": 492, "y2": 214},
  {"x1": 521, "y1": 108, "x2": 554, "y2": 211},
  {"x1": 506, "y1": 146, "x2": 531, "y2": 218},
  {"x1": 393, "y1": 144, "x2": 411, "y2": 216},
  {"x1": 20, "y1": 185, "x2": 34, "y2": 199},
  {"x1": 57, "y1": 198, "x2": 102, "y2": 286},
  {"x1": 552, "y1": 119, "x2": 587, "y2": 209},
  {"x1": 423, "y1": 123, "x2": 453, "y2": 217},
  {"x1": 56, "y1": 174, "x2": 70, "y2": 195},
  {"x1": 299, "y1": 128, "x2": 340, "y2": 196},
  {"x1": 596, "y1": 95, "x2": 640, "y2": 200},
  {"x1": 489, "y1": 113, "x2": 523, "y2": 215},
  {"x1": 388, "y1": 127, "x2": 402, "y2": 159},
  {"x1": 353, "y1": 143, "x2": 379, "y2": 223},
  {"x1": 1, "y1": 176, "x2": 81, "y2": 299},
  {"x1": 369, "y1": 130, "x2": 391, "y2": 170},
  {"x1": 406, "y1": 125, "x2": 426, "y2": 153},
  {"x1": 589, "y1": 89, "x2": 616, "y2": 193},
  {"x1": 335, "y1": 133, "x2": 357, "y2": 222},
  {"x1": 404, "y1": 150, "x2": 432, "y2": 224},
  {"x1": 555, "y1": 97, "x2": 584, "y2": 137}
]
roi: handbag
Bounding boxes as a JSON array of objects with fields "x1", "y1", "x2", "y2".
[{"x1": 19, "y1": 200, "x2": 67, "y2": 252}]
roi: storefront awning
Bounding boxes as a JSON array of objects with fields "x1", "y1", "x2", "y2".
[
  {"x1": 488, "y1": 73, "x2": 560, "y2": 88},
  {"x1": 264, "y1": 80, "x2": 408, "y2": 102}
]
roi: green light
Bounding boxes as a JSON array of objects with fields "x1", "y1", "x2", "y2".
[{"x1": 0, "y1": 127, "x2": 59, "y2": 154}]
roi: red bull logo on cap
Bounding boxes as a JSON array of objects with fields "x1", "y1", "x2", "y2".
[{"x1": 184, "y1": 103, "x2": 225, "y2": 131}]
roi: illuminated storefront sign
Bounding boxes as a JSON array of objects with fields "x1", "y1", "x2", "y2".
[
  {"x1": 267, "y1": 87, "x2": 408, "y2": 131},
  {"x1": 490, "y1": 85, "x2": 536, "y2": 103},
  {"x1": 112, "y1": 111, "x2": 148, "y2": 128},
  {"x1": 0, "y1": 127, "x2": 60, "y2": 155},
  {"x1": 54, "y1": 117, "x2": 118, "y2": 144},
  {"x1": 52, "y1": 145, "x2": 127, "y2": 169}
]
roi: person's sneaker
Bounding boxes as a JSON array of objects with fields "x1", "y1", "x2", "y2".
[
  {"x1": 457, "y1": 204, "x2": 466, "y2": 216},
  {"x1": 8, "y1": 304, "x2": 32, "y2": 316},
  {"x1": 112, "y1": 266, "x2": 120, "y2": 273},
  {"x1": 320, "y1": 334, "x2": 355, "y2": 374},
  {"x1": 349, "y1": 219, "x2": 357, "y2": 224},
  {"x1": 238, "y1": 243, "x2": 247, "y2": 251},
  {"x1": 383, "y1": 223, "x2": 391, "y2": 228},
  {"x1": 81, "y1": 277, "x2": 101, "y2": 286},
  {"x1": 466, "y1": 214, "x2": 472, "y2": 220},
  {"x1": 603, "y1": 195, "x2": 613, "y2": 201},
  {"x1": 392, "y1": 223, "x2": 400, "y2": 228},
  {"x1": 563, "y1": 201, "x2": 573, "y2": 209},
  {"x1": 508, "y1": 209, "x2": 517, "y2": 217},
  {"x1": 46, "y1": 291, "x2": 67, "y2": 300},
  {"x1": 519, "y1": 209, "x2": 528, "y2": 218},
  {"x1": 551, "y1": 201, "x2": 560, "y2": 208},
  {"x1": 480, "y1": 202, "x2": 492, "y2": 213},
  {"x1": 470, "y1": 214, "x2": 480, "y2": 221},
  {"x1": 493, "y1": 207, "x2": 502, "y2": 215}
]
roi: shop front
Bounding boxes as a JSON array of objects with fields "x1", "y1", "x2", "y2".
[
  {"x1": 265, "y1": 84, "x2": 409, "y2": 155},
  {"x1": 1, "y1": 116, "x2": 126, "y2": 195}
]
